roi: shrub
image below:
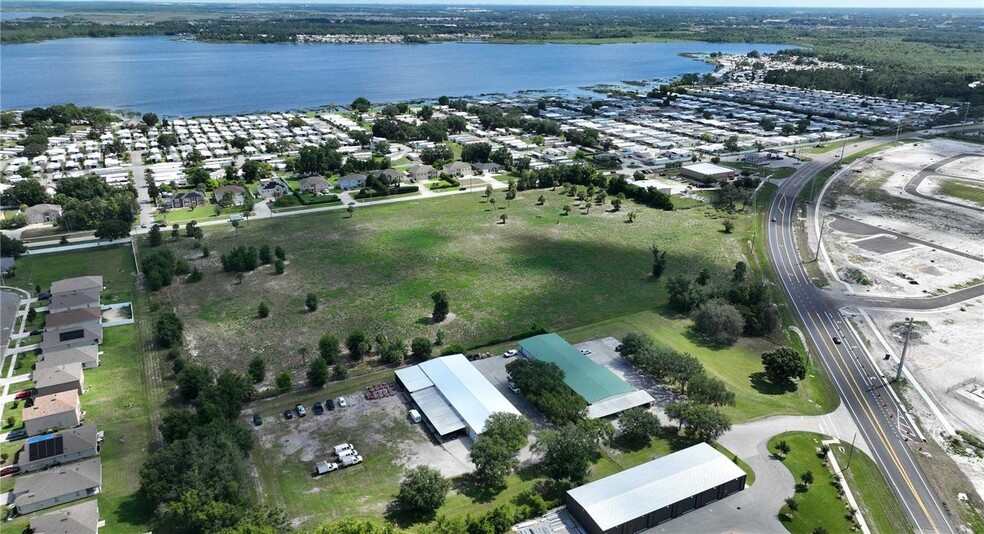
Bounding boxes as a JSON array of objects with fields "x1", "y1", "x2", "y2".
[
  {"x1": 275, "y1": 372, "x2": 292, "y2": 392},
  {"x1": 411, "y1": 337, "x2": 432, "y2": 361}
]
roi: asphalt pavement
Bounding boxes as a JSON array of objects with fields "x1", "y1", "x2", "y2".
[{"x1": 767, "y1": 133, "x2": 960, "y2": 533}]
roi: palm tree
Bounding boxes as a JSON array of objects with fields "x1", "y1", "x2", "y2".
[
  {"x1": 537, "y1": 195, "x2": 545, "y2": 205},
  {"x1": 785, "y1": 496, "x2": 798, "y2": 516},
  {"x1": 347, "y1": 205, "x2": 355, "y2": 218},
  {"x1": 800, "y1": 470, "x2": 814, "y2": 487},
  {"x1": 627, "y1": 211, "x2": 637, "y2": 223},
  {"x1": 489, "y1": 197, "x2": 496, "y2": 210},
  {"x1": 499, "y1": 213, "x2": 508, "y2": 225},
  {"x1": 562, "y1": 204, "x2": 571, "y2": 216}
]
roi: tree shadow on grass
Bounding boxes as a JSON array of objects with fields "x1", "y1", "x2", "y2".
[
  {"x1": 384, "y1": 500, "x2": 438, "y2": 528},
  {"x1": 451, "y1": 472, "x2": 504, "y2": 504},
  {"x1": 683, "y1": 324, "x2": 736, "y2": 351},
  {"x1": 749, "y1": 371, "x2": 799, "y2": 396},
  {"x1": 657, "y1": 427, "x2": 702, "y2": 452},
  {"x1": 113, "y1": 491, "x2": 154, "y2": 529}
]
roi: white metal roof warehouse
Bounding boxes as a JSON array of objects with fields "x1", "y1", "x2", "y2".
[
  {"x1": 566, "y1": 443, "x2": 747, "y2": 534},
  {"x1": 396, "y1": 354, "x2": 521, "y2": 440}
]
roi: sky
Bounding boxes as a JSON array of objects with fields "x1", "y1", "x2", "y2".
[{"x1": 29, "y1": 0, "x2": 984, "y2": 8}]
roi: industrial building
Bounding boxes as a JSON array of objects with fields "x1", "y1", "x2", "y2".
[
  {"x1": 517, "y1": 334, "x2": 654, "y2": 419},
  {"x1": 566, "y1": 443, "x2": 747, "y2": 534},
  {"x1": 395, "y1": 354, "x2": 522, "y2": 440},
  {"x1": 680, "y1": 162, "x2": 737, "y2": 184}
]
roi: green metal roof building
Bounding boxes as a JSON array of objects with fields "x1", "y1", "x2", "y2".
[{"x1": 518, "y1": 333, "x2": 634, "y2": 404}]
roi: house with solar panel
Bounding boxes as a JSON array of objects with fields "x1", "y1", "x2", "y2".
[
  {"x1": 18, "y1": 424, "x2": 101, "y2": 473},
  {"x1": 517, "y1": 333, "x2": 654, "y2": 419},
  {"x1": 40, "y1": 325, "x2": 101, "y2": 353}
]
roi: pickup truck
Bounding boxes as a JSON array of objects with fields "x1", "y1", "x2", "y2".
[{"x1": 340, "y1": 454, "x2": 363, "y2": 467}]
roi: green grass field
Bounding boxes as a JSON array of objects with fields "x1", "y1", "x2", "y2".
[
  {"x1": 939, "y1": 179, "x2": 984, "y2": 207},
  {"x1": 145, "y1": 190, "x2": 748, "y2": 380},
  {"x1": 768, "y1": 432, "x2": 911, "y2": 534}
]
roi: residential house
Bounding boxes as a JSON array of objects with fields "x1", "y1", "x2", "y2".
[
  {"x1": 257, "y1": 179, "x2": 289, "y2": 199},
  {"x1": 24, "y1": 204, "x2": 63, "y2": 225},
  {"x1": 374, "y1": 169, "x2": 403, "y2": 185},
  {"x1": 18, "y1": 424, "x2": 101, "y2": 473},
  {"x1": 47, "y1": 291, "x2": 100, "y2": 314},
  {"x1": 29, "y1": 500, "x2": 100, "y2": 534},
  {"x1": 41, "y1": 325, "x2": 101, "y2": 353},
  {"x1": 406, "y1": 165, "x2": 438, "y2": 182},
  {"x1": 443, "y1": 162, "x2": 472, "y2": 178},
  {"x1": 33, "y1": 363, "x2": 85, "y2": 397},
  {"x1": 471, "y1": 162, "x2": 503, "y2": 173},
  {"x1": 45, "y1": 307, "x2": 102, "y2": 331},
  {"x1": 23, "y1": 390, "x2": 82, "y2": 437},
  {"x1": 298, "y1": 176, "x2": 331, "y2": 194},
  {"x1": 50, "y1": 276, "x2": 102, "y2": 296},
  {"x1": 168, "y1": 191, "x2": 207, "y2": 209},
  {"x1": 212, "y1": 185, "x2": 246, "y2": 206},
  {"x1": 36, "y1": 346, "x2": 100, "y2": 371},
  {"x1": 338, "y1": 174, "x2": 367, "y2": 191},
  {"x1": 13, "y1": 457, "x2": 101, "y2": 514}
]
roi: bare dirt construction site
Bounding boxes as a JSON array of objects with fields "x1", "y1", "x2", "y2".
[{"x1": 821, "y1": 139, "x2": 984, "y2": 297}]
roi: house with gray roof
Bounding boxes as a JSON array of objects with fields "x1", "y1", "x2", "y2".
[
  {"x1": 33, "y1": 362, "x2": 85, "y2": 397},
  {"x1": 45, "y1": 307, "x2": 102, "y2": 331},
  {"x1": 50, "y1": 276, "x2": 102, "y2": 296},
  {"x1": 298, "y1": 176, "x2": 331, "y2": 194},
  {"x1": 24, "y1": 203, "x2": 63, "y2": 225},
  {"x1": 338, "y1": 173, "x2": 367, "y2": 190},
  {"x1": 13, "y1": 457, "x2": 102, "y2": 514},
  {"x1": 36, "y1": 346, "x2": 100, "y2": 371},
  {"x1": 47, "y1": 291, "x2": 101, "y2": 314},
  {"x1": 443, "y1": 161, "x2": 473, "y2": 178},
  {"x1": 29, "y1": 500, "x2": 100, "y2": 534},
  {"x1": 18, "y1": 424, "x2": 100, "y2": 473},
  {"x1": 41, "y1": 325, "x2": 101, "y2": 353},
  {"x1": 406, "y1": 164, "x2": 438, "y2": 182},
  {"x1": 213, "y1": 184, "x2": 246, "y2": 206}
]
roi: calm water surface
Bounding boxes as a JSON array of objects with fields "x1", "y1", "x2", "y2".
[{"x1": 1, "y1": 37, "x2": 787, "y2": 115}]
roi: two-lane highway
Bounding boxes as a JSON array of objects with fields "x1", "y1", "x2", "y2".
[{"x1": 766, "y1": 137, "x2": 955, "y2": 533}]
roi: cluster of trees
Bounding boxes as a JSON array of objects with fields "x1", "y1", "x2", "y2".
[
  {"x1": 221, "y1": 243, "x2": 286, "y2": 274},
  {"x1": 0, "y1": 174, "x2": 139, "y2": 231},
  {"x1": 371, "y1": 117, "x2": 455, "y2": 143},
  {"x1": 419, "y1": 145, "x2": 453, "y2": 165},
  {"x1": 666, "y1": 261, "x2": 780, "y2": 344},
  {"x1": 620, "y1": 333, "x2": 733, "y2": 442},
  {"x1": 142, "y1": 249, "x2": 179, "y2": 291},
  {"x1": 469, "y1": 413, "x2": 533, "y2": 489},
  {"x1": 505, "y1": 164, "x2": 674, "y2": 212},
  {"x1": 564, "y1": 128, "x2": 612, "y2": 150},
  {"x1": 506, "y1": 358, "x2": 587, "y2": 425}
]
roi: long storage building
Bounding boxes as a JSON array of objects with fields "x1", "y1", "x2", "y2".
[
  {"x1": 396, "y1": 354, "x2": 522, "y2": 440},
  {"x1": 566, "y1": 443, "x2": 747, "y2": 534}
]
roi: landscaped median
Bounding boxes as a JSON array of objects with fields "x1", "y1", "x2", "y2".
[{"x1": 768, "y1": 431, "x2": 913, "y2": 534}]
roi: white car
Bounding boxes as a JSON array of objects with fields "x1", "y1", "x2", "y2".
[
  {"x1": 579, "y1": 348, "x2": 592, "y2": 355},
  {"x1": 337, "y1": 396, "x2": 348, "y2": 408},
  {"x1": 332, "y1": 443, "x2": 354, "y2": 455},
  {"x1": 503, "y1": 349, "x2": 518, "y2": 358},
  {"x1": 507, "y1": 381, "x2": 520, "y2": 394}
]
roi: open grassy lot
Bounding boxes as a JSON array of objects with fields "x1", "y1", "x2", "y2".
[
  {"x1": 939, "y1": 179, "x2": 984, "y2": 207},
  {"x1": 147, "y1": 190, "x2": 746, "y2": 380},
  {"x1": 7, "y1": 245, "x2": 136, "y2": 304},
  {"x1": 768, "y1": 431, "x2": 911, "y2": 534},
  {"x1": 1, "y1": 248, "x2": 155, "y2": 534}
]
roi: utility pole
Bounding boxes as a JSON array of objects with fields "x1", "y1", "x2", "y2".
[
  {"x1": 814, "y1": 213, "x2": 828, "y2": 262},
  {"x1": 895, "y1": 118, "x2": 904, "y2": 143},
  {"x1": 896, "y1": 316, "x2": 914, "y2": 382},
  {"x1": 845, "y1": 433, "x2": 857, "y2": 471}
]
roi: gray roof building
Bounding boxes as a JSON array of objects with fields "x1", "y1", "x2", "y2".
[
  {"x1": 29, "y1": 499, "x2": 99, "y2": 534},
  {"x1": 41, "y1": 325, "x2": 101, "y2": 352},
  {"x1": 33, "y1": 362, "x2": 85, "y2": 397},
  {"x1": 36, "y1": 346, "x2": 100, "y2": 371},
  {"x1": 50, "y1": 276, "x2": 103, "y2": 296},
  {"x1": 566, "y1": 443, "x2": 746, "y2": 534},
  {"x1": 18, "y1": 424, "x2": 101, "y2": 472},
  {"x1": 45, "y1": 307, "x2": 102, "y2": 330},
  {"x1": 48, "y1": 290, "x2": 101, "y2": 314},
  {"x1": 13, "y1": 457, "x2": 102, "y2": 514}
]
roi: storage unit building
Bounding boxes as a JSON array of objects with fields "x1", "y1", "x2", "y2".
[{"x1": 566, "y1": 443, "x2": 746, "y2": 534}]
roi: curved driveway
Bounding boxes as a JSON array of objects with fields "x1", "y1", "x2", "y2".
[{"x1": 904, "y1": 153, "x2": 984, "y2": 214}]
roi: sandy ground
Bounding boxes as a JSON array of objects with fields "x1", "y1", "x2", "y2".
[
  {"x1": 823, "y1": 139, "x2": 984, "y2": 297},
  {"x1": 850, "y1": 301, "x2": 984, "y2": 498},
  {"x1": 937, "y1": 156, "x2": 984, "y2": 180}
]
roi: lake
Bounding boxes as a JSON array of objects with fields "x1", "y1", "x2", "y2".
[{"x1": 0, "y1": 37, "x2": 787, "y2": 116}]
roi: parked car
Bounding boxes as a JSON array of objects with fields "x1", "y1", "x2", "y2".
[
  {"x1": 340, "y1": 454, "x2": 363, "y2": 467},
  {"x1": 296, "y1": 404, "x2": 307, "y2": 417},
  {"x1": 507, "y1": 381, "x2": 521, "y2": 394},
  {"x1": 29, "y1": 330, "x2": 42, "y2": 336},
  {"x1": 337, "y1": 396, "x2": 347, "y2": 408},
  {"x1": 0, "y1": 466, "x2": 20, "y2": 476},
  {"x1": 409, "y1": 409, "x2": 422, "y2": 423},
  {"x1": 6, "y1": 429, "x2": 27, "y2": 441},
  {"x1": 332, "y1": 443, "x2": 354, "y2": 455},
  {"x1": 326, "y1": 398, "x2": 335, "y2": 411},
  {"x1": 252, "y1": 413, "x2": 262, "y2": 426},
  {"x1": 338, "y1": 448, "x2": 359, "y2": 459},
  {"x1": 313, "y1": 402, "x2": 325, "y2": 415},
  {"x1": 579, "y1": 348, "x2": 591, "y2": 355},
  {"x1": 14, "y1": 389, "x2": 32, "y2": 400},
  {"x1": 284, "y1": 410, "x2": 294, "y2": 420},
  {"x1": 503, "y1": 349, "x2": 518, "y2": 358}
]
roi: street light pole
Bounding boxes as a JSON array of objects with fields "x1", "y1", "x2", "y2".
[
  {"x1": 895, "y1": 118, "x2": 904, "y2": 143},
  {"x1": 845, "y1": 433, "x2": 857, "y2": 471},
  {"x1": 896, "y1": 316, "x2": 914, "y2": 382},
  {"x1": 814, "y1": 213, "x2": 829, "y2": 262}
]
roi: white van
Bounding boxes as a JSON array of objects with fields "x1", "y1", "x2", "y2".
[
  {"x1": 332, "y1": 443, "x2": 353, "y2": 455},
  {"x1": 409, "y1": 409, "x2": 422, "y2": 423}
]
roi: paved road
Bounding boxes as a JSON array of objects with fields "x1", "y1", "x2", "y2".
[
  {"x1": 0, "y1": 290, "x2": 21, "y2": 360},
  {"x1": 768, "y1": 132, "x2": 959, "y2": 533},
  {"x1": 904, "y1": 153, "x2": 984, "y2": 214}
]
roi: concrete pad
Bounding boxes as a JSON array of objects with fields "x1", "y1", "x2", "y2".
[{"x1": 851, "y1": 235, "x2": 917, "y2": 254}]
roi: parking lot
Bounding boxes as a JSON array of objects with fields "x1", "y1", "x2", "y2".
[{"x1": 572, "y1": 337, "x2": 677, "y2": 407}]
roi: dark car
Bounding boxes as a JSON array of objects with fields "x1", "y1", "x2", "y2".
[
  {"x1": 0, "y1": 466, "x2": 20, "y2": 476},
  {"x1": 29, "y1": 330, "x2": 43, "y2": 336},
  {"x1": 252, "y1": 413, "x2": 262, "y2": 426},
  {"x1": 284, "y1": 410, "x2": 293, "y2": 420},
  {"x1": 326, "y1": 398, "x2": 335, "y2": 411},
  {"x1": 6, "y1": 429, "x2": 27, "y2": 441},
  {"x1": 313, "y1": 402, "x2": 325, "y2": 415},
  {"x1": 833, "y1": 337, "x2": 842, "y2": 345},
  {"x1": 37, "y1": 291, "x2": 51, "y2": 300}
]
